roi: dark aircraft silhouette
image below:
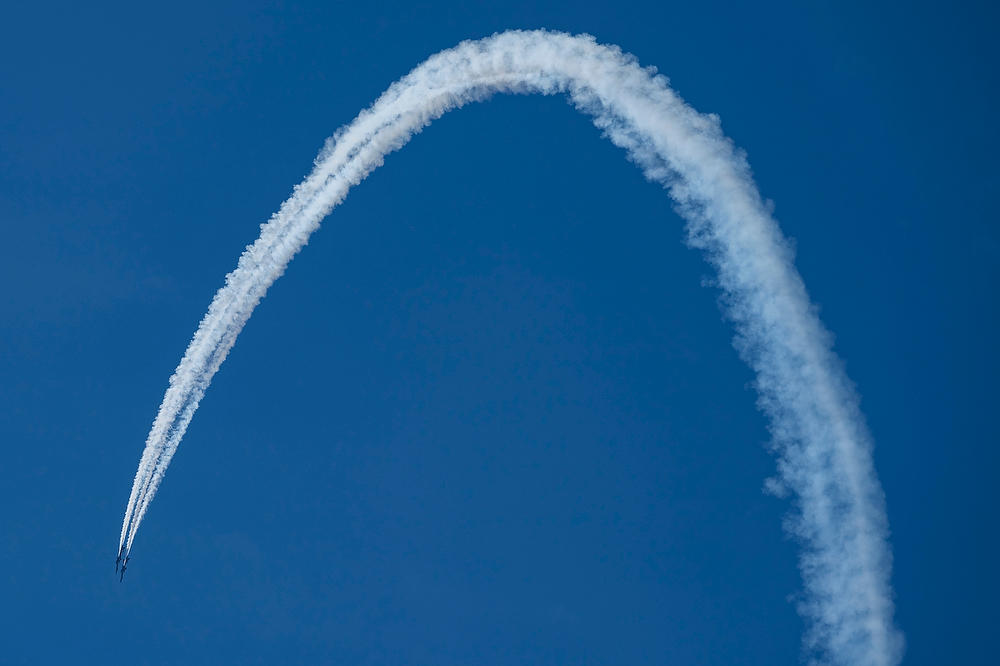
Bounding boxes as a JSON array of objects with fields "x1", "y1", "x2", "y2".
[
  {"x1": 119, "y1": 556, "x2": 130, "y2": 582},
  {"x1": 115, "y1": 548, "x2": 123, "y2": 573}
]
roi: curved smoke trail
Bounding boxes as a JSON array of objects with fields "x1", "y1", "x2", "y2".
[{"x1": 118, "y1": 30, "x2": 901, "y2": 665}]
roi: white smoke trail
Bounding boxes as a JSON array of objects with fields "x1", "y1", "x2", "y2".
[{"x1": 118, "y1": 30, "x2": 901, "y2": 665}]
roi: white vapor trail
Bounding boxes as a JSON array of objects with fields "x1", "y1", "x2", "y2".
[{"x1": 118, "y1": 30, "x2": 901, "y2": 665}]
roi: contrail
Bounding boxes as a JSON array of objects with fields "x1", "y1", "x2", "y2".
[{"x1": 118, "y1": 30, "x2": 901, "y2": 665}]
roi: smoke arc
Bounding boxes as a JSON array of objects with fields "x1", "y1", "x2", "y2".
[{"x1": 118, "y1": 30, "x2": 902, "y2": 665}]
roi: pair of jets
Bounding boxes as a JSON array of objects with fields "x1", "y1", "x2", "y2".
[{"x1": 115, "y1": 548, "x2": 130, "y2": 582}]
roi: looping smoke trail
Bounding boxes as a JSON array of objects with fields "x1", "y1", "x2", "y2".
[{"x1": 118, "y1": 30, "x2": 901, "y2": 665}]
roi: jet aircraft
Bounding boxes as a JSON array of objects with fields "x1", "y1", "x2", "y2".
[{"x1": 119, "y1": 556, "x2": 130, "y2": 582}]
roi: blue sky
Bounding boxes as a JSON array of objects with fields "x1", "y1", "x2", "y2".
[{"x1": 1, "y1": 1, "x2": 996, "y2": 664}]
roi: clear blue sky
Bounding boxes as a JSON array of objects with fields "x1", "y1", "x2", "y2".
[{"x1": 1, "y1": 1, "x2": 995, "y2": 664}]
